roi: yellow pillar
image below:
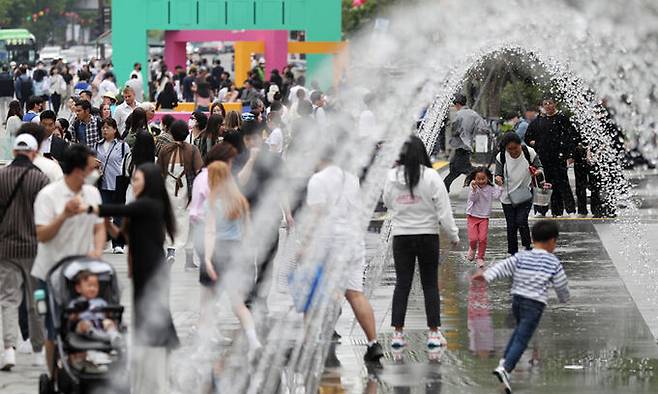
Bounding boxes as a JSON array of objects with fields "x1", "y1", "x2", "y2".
[{"x1": 234, "y1": 41, "x2": 265, "y2": 88}]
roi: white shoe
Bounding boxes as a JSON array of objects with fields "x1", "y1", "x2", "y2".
[
  {"x1": 113, "y1": 246, "x2": 124, "y2": 254},
  {"x1": 1, "y1": 347, "x2": 16, "y2": 371},
  {"x1": 17, "y1": 338, "x2": 33, "y2": 354},
  {"x1": 534, "y1": 212, "x2": 546, "y2": 218},
  {"x1": 427, "y1": 329, "x2": 447, "y2": 348},
  {"x1": 493, "y1": 365, "x2": 512, "y2": 393},
  {"x1": 391, "y1": 331, "x2": 406, "y2": 348},
  {"x1": 33, "y1": 350, "x2": 45, "y2": 367}
]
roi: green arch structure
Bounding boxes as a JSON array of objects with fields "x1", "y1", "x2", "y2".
[{"x1": 112, "y1": 0, "x2": 341, "y2": 90}]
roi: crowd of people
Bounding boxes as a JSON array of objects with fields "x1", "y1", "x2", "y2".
[{"x1": 0, "y1": 53, "x2": 585, "y2": 394}]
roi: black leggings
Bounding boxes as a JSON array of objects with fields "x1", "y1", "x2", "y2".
[
  {"x1": 392, "y1": 234, "x2": 441, "y2": 328},
  {"x1": 502, "y1": 201, "x2": 532, "y2": 255}
]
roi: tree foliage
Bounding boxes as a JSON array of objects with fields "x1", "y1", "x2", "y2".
[
  {"x1": 342, "y1": 0, "x2": 404, "y2": 37},
  {"x1": 0, "y1": 0, "x2": 78, "y2": 47}
]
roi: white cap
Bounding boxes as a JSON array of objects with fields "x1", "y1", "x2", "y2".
[{"x1": 13, "y1": 134, "x2": 39, "y2": 152}]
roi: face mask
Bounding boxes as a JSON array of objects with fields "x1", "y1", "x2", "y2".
[
  {"x1": 188, "y1": 119, "x2": 196, "y2": 129},
  {"x1": 85, "y1": 169, "x2": 101, "y2": 185}
]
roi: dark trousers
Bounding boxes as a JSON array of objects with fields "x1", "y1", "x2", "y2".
[
  {"x1": 100, "y1": 189, "x2": 125, "y2": 248},
  {"x1": 50, "y1": 93, "x2": 62, "y2": 116},
  {"x1": 245, "y1": 231, "x2": 280, "y2": 307},
  {"x1": 574, "y1": 160, "x2": 590, "y2": 215},
  {"x1": 391, "y1": 234, "x2": 441, "y2": 328},
  {"x1": 19, "y1": 295, "x2": 29, "y2": 340},
  {"x1": 502, "y1": 201, "x2": 532, "y2": 255},
  {"x1": 503, "y1": 295, "x2": 545, "y2": 372},
  {"x1": 536, "y1": 163, "x2": 575, "y2": 216},
  {"x1": 444, "y1": 149, "x2": 473, "y2": 192}
]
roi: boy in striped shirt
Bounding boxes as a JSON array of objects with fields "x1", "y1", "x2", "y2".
[{"x1": 473, "y1": 221, "x2": 569, "y2": 394}]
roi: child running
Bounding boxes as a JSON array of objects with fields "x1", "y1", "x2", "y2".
[
  {"x1": 465, "y1": 166, "x2": 502, "y2": 267},
  {"x1": 473, "y1": 221, "x2": 569, "y2": 394}
]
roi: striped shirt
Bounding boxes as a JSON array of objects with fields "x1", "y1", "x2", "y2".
[
  {"x1": 0, "y1": 156, "x2": 49, "y2": 259},
  {"x1": 484, "y1": 249, "x2": 570, "y2": 305}
]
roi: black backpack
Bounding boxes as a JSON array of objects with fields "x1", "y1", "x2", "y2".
[
  {"x1": 20, "y1": 76, "x2": 33, "y2": 99},
  {"x1": 499, "y1": 144, "x2": 531, "y2": 167}
]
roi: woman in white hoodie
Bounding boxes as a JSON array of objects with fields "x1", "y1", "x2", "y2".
[{"x1": 383, "y1": 135, "x2": 460, "y2": 349}]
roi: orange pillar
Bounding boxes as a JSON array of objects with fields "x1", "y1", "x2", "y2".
[{"x1": 234, "y1": 41, "x2": 265, "y2": 88}]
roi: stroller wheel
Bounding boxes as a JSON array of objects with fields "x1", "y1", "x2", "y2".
[{"x1": 38, "y1": 373, "x2": 52, "y2": 394}]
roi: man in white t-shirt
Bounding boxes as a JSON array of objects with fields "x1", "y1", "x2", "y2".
[
  {"x1": 32, "y1": 144, "x2": 105, "y2": 375},
  {"x1": 265, "y1": 111, "x2": 284, "y2": 154},
  {"x1": 16, "y1": 123, "x2": 64, "y2": 183},
  {"x1": 304, "y1": 156, "x2": 383, "y2": 363},
  {"x1": 113, "y1": 86, "x2": 141, "y2": 135}
]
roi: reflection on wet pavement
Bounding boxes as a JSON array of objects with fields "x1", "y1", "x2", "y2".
[{"x1": 321, "y1": 187, "x2": 658, "y2": 393}]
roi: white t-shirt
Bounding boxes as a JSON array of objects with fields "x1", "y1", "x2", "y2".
[
  {"x1": 265, "y1": 127, "x2": 283, "y2": 154},
  {"x1": 33, "y1": 155, "x2": 63, "y2": 183},
  {"x1": 32, "y1": 180, "x2": 103, "y2": 280},
  {"x1": 98, "y1": 79, "x2": 118, "y2": 98},
  {"x1": 306, "y1": 165, "x2": 363, "y2": 242},
  {"x1": 497, "y1": 147, "x2": 537, "y2": 205},
  {"x1": 358, "y1": 109, "x2": 377, "y2": 139}
]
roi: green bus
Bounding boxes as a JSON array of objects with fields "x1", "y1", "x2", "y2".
[{"x1": 0, "y1": 29, "x2": 38, "y2": 65}]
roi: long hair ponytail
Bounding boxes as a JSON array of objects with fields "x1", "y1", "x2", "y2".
[{"x1": 398, "y1": 134, "x2": 432, "y2": 198}]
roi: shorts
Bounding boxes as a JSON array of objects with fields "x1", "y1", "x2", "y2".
[
  {"x1": 198, "y1": 240, "x2": 241, "y2": 288},
  {"x1": 331, "y1": 239, "x2": 367, "y2": 293},
  {"x1": 38, "y1": 279, "x2": 56, "y2": 341}
]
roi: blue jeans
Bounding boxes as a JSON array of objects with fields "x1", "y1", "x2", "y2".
[{"x1": 503, "y1": 295, "x2": 545, "y2": 372}]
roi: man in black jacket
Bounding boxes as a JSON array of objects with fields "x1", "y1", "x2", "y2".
[
  {"x1": 39, "y1": 110, "x2": 68, "y2": 162},
  {"x1": 0, "y1": 64, "x2": 14, "y2": 126},
  {"x1": 524, "y1": 98, "x2": 577, "y2": 217}
]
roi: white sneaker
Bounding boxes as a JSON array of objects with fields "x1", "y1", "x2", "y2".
[
  {"x1": 391, "y1": 331, "x2": 406, "y2": 348},
  {"x1": 427, "y1": 329, "x2": 447, "y2": 348},
  {"x1": 534, "y1": 212, "x2": 546, "y2": 218},
  {"x1": 493, "y1": 365, "x2": 512, "y2": 393},
  {"x1": 33, "y1": 349, "x2": 45, "y2": 367},
  {"x1": 17, "y1": 338, "x2": 33, "y2": 354},
  {"x1": 1, "y1": 347, "x2": 16, "y2": 371},
  {"x1": 113, "y1": 246, "x2": 124, "y2": 254}
]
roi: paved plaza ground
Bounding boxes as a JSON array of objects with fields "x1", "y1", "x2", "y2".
[{"x1": 2, "y1": 170, "x2": 658, "y2": 393}]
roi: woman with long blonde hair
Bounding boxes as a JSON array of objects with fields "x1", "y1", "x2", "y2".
[{"x1": 201, "y1": 161, "x2": 261, "y2": 352}]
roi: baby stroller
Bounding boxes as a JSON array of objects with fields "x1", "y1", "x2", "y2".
[{"x1": 38, "y1": 255, "x2": 129, "y2": 394}]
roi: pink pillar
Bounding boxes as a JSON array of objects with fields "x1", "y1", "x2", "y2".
[
  {"x1": 263, "y1": 30, "x2": 288, "y2": 77},
  {"x1": 164, "y1": 31, "x2": 187, "y2": 71}
]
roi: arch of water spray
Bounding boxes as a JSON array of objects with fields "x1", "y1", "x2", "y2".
[{"x1": 160, "y1": 2, "x2": 658, "y2": 393}]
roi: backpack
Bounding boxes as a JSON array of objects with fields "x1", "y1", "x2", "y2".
[
  {"x1": 499, "y1": 144, "x2": 531, "y2": 167},
  {"x1": 20, "y1": 76, "x2": 33, "y2": 99},
  {"x1": 23, "y1": 112, "x2": 38, "y2": 122}
]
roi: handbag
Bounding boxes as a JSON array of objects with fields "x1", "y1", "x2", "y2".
[
  {"x1": 505, "y1": 164, "x2": 533, "y2": 206},
  {"x1": 288, "y1": 263, "x2": 324, "y2": 313},
  {"x1": 96, "y1": 140, "x2": 118, "y2": 189},
  {"x1": 113, "y1": 143, "x2": 129, "y2": 204}
]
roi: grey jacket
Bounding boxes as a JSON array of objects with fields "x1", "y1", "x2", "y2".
[{"x1": 449, "y1": 107, "x2": 489, "y2": 152}]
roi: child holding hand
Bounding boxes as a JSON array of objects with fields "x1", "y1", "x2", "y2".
[{"x1": 465, "y1": 167, "x2": 502, "y2": 267}]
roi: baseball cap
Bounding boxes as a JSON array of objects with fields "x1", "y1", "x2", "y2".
[{"x1": 13, "y1": 134, "x2": 39, "y2": 152}]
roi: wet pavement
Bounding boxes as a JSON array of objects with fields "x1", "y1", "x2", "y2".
[
  {"x1": 2, "y1": 171, "x2": 658, "y2": 393},
  {"x1": 322, "y1": 170, "x2": 658, "y2": 394}
]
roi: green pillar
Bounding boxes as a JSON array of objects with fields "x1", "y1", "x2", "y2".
[
  {"x1": 305, "y1": 0, "x2": 342, "y2": 90},
  {"x1": 112, "y1": 0, "x2": 148, "y2": 88}
]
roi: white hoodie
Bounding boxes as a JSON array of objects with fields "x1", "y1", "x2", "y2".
[{"x1": 383, "y1": 165, "x2": 459, "y2": 242}]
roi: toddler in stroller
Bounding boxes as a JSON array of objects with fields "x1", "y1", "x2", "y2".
[
  {"x1": 38, "y1": 256, "x2": 129, "y2": 394},
  {"x1": 67, "y1": 270, "x2": 123, "y2": 349}
]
